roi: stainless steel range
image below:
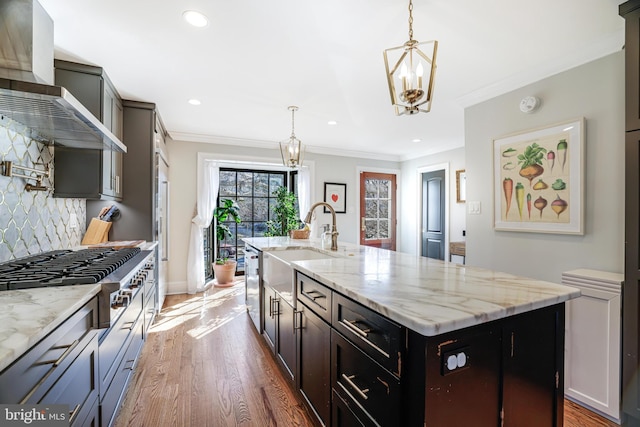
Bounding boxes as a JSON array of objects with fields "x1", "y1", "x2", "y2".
[{"x1": 0, "y1": 247, "x2": 155, "y2": 328}]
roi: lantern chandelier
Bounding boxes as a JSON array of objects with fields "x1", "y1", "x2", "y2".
[
  {"x1": 280, "y1": 106, "x2": 305, "y2": 169},
  {"x1": 383, "y1": 0, "x2": 438, "y2": 115}
]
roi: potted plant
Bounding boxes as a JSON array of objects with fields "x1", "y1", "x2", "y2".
[
  {"x1": 212, "y1": 199, "x2": 241, "y2": 286},
  {"x1": 265, "y1": 186, "x2": 302, "y2": 237}
]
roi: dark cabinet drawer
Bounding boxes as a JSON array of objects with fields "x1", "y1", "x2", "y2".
[
  {"x1": 99, "y1": 289, "x2": 143, "y2": 394},
  {"x1": 0, "y1": 297, "x2": 98, "y2": 404},
  {"x1": 332, "y1": 293, "x2": 404, "y2": 377},
  {"x1": 331, "y1": 330, "x2": 400, "y2": 426},
  {"x1": 297, "y1": 272, "x2": 332, "y2": 323},
  {"x1": 101, "y1": 314, "x2": 144, "y2": 427},
  {"x1": 332, "y1": 388, "x2": 375, "y2": 427},
  {"x1": 40, "y1": 334, "x2": 99, "y2": 427}
]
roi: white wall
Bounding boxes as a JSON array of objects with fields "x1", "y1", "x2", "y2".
[
  {"x1": 465, "y1": 51, "x2": 624, "y2": 283},
  {"x1": 166, "y1": 139, "x2": 399, "y2": 294},
  {"x1": 398, "y1": 147, "x2": 466, "y2": 256}
]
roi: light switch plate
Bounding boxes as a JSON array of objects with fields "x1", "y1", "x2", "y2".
[
  {"x1": 468, "y1": 201, "x2": 481, "y2": 215},
  {"x1": 69, "y1": 213, "x2": 78, "y2": 229}
]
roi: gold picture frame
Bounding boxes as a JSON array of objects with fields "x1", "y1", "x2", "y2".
[{"x1": 456, "y1": 170, "x2": 466, "y2": 203}]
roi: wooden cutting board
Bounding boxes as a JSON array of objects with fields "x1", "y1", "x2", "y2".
[{"x1": 89, "y1": 240, "x2": 145, "y2": 249}]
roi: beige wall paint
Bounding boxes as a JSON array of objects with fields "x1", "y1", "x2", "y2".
[
  {"x1": 165, "y1": 139, "x2": 399, "y2": 294},
  {"x1": 464, "y1": 51, "x2": 624, "y2": 283}
]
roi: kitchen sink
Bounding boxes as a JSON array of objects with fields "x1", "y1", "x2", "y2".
[
  {"x1": 263, "y1": 249, "x2": 340, "y2": 290},
  {"x1": 267, "y1": 248, "x2": 340, "y2": 263}
]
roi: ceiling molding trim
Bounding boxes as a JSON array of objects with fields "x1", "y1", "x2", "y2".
[
  {"x1": 169, "y1": 131, "x2": 403, "y2": 163},
  {"x1": 455, "y1": 29, "x2": 624, "y2": 109}
]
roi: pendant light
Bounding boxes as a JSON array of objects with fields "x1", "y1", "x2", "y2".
[
  {"x1": 383, "y1": 0, "x2": 438, "y2": 115},
  {"x1": 280, "y1": 106, "x2": 305, "y2": 169}
]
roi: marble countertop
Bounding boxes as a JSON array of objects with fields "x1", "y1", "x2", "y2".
[
  {"x1": 244, "y1": 237, "x2": 581, "y2": 336},
  {"x1": 0, "y1": 284, "x2": 101, "y2": 372},
  {"x1": 0, "y1": 240, "x2": 157, "y2": 372}
]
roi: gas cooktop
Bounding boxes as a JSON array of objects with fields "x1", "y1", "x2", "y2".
[{"x1": 0, "y1": 247, "x2": 142, "y2": 291}]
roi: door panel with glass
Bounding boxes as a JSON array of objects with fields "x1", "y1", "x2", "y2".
[{"x1": 360, "y1": 172, "x2": 396, "y2": 250}]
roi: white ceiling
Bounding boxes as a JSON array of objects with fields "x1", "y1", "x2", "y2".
[{"x1": 37, "y1": 0, "x2": 625, "y2": 161}]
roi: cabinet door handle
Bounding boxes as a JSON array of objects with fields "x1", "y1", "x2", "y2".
[
  {"x1": 69, "y1": 404, "x2": 81, "y2": 425},
  {"x1": 340, "y1": 319, "x2": 371, "y2": 338},
  {"x1": 341, "y1": 374, "x2": 369, "y2": 400},
  {"x1": 293, "y1": 310, "x2": 302, "y2": 330},
  {"x1": 273, "y1": 298, "x2": 280, "y2": 317},
  {"x1": 268, "y1": 296, "x2": 273, "y2": 318}
]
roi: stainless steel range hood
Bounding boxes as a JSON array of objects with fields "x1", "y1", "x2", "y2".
[{"x1": 0, "y1": 0, "x2": 126, "y2": 153}]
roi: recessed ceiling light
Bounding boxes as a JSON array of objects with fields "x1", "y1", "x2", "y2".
[
  {"x1": 327, "y1": 120, "x2": 337, "y2": 126},
  {"x1": 412, "y1": 138, "x2": 421, "y2": 143},
  {"x1": 188, "y1": 99, "x2": 201, "y2": 105},
  {"x1": 183, "y1": 10, "x2": 208, "y2": 27}
]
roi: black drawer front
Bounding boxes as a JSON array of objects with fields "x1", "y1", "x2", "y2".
[
  {"x1": 144, "y1": 286, "x2": 157, "y2": 336},
  {"x1": 99, "y1": 289, "x2": 143, "y2": 394},
  {"x1": 0, "y1": 297, "x2": 98, "y2": 404},
  {"x1": 101, "y1": 315, "x2": 144, "y2": 427},
  {"x1": 331, "y1": 330, "x2": 400, "y2": 426},
  {"x1": 297, "y1": 272, "x2": 332, "y2": 323},
  {"x1": 332, "y1": 388, "x2": 376, "y2": 427},
  {"x1": 332, "y1": 293, "x2": 403, "y2": 376},
  {"x1": 40, "y1": 334, "x2": 99, "y2": 427}
]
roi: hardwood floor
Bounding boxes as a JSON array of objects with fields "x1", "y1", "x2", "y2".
[{"x1": 114, "y1": 281, "x2": 619, "y2": 427}]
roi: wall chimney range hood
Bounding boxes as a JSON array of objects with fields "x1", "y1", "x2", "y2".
[{"x1": 0, "y1": 0, "x2": 126, "y2": 153}]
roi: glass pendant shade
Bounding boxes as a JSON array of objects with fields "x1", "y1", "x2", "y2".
[
  {"x1": 384, "y1": 39, "x2": 438, "y2": 115},
  {"x1": 279, "y1": 106, "x2": 304, "y2": 169}
]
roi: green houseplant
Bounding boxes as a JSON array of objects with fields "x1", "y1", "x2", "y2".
[
  {"x1": 265, "y1": 186, "x2": 302, "y2": 237},
  {"x1": 212, "y1": 199, "x2": 241, "y2": 285}
]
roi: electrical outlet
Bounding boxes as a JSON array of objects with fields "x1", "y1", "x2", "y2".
[{"x1": 69, "y1": 213, "x2": 78, "y2": 229}]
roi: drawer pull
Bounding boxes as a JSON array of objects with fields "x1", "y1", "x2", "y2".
[
  {"x1": 339, "y1": 320, "x2": 391, "y2": 358},
  {"x1": 69, "y1": 404, "x2": 81, "y2": 424},
  {"x1": 122, "y1": 321, "x2": 135, "y2": 331},
  {"x1": 301, "y1": 289, "x2": 326, "y2": 301},
  {"x1": 35, "y1": 339, "x2": 80, "y2": 367},
  {"x1": 20, "y1": 339, "x2": 80, "y2": 403},
  {"x1": 341, "y1": 374, "x2": 369, "y2": 400},
  {"x1": 340, "y1": 319, "x2": 371, "y2": 338}
]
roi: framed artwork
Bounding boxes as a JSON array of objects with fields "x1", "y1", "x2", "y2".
[
  {"x1": 324, "y1": 182, "x2": 346, "y2": 213},
  {"x1": 456, "y1": 170, "x2": 466, "y2": 203},
  {"x1": 493, "y1": 117, "x2": 585, "y2": 234}
]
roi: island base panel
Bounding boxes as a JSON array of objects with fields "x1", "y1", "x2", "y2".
[{"x1": 405, "y1": 304, "x2": 565, "y2": 427}]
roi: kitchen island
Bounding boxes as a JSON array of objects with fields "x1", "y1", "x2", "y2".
[{"x1": 243, "y1": 236, "x2": 580, "y2": 427}]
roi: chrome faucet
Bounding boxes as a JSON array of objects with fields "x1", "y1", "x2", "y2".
[{"x1": 304, "y1": 202, "x2": 339, "y2": 251}]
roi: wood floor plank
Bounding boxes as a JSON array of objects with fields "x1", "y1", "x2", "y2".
[{"x1": 114, "y1": 283, "x2": 620, "y2": 427}]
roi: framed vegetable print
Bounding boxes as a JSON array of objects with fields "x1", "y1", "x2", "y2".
[
  {"x1": 493, "y1": 117, "x2": 584, "y2": 234},
  {"x1": 324, "y1": 182, "x2": 346, "y2": 213}
]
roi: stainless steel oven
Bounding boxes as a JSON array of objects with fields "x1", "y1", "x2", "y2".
[{"x1": 245, "y1": 244, "x2": 261, "y2": 332}]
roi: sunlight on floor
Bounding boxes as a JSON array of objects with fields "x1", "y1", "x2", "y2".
[{"x1": 149, "y1": 281, "x2": 248, "y2": 336}]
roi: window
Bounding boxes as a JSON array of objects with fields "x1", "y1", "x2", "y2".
[{"x1": 204, "y1": 168, "x2": 289, "y2": 278}]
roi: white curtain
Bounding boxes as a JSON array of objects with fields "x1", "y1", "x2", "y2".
[
  {"x1": 186, "y1": 160, "x2": 219, "y2": 294},
  {"x1": 297, "y1": 166, "x2": 312, "y2": 231}
]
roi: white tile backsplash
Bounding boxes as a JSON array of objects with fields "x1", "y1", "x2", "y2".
[{"x1": 0, "y1": 116, "x2": 85, "y2": 261}]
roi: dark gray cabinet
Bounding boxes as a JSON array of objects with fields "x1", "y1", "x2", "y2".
[
  {"x1": 263, "y1": 285, "x2": 296, "y2": 383},
  {"x1": 53, "y1": 59, "x2": 123, "y2": 200},
  {"x1": 621, "y1": 2, "x2": 640, "y2": 425},
  {"x1": 86, "y1": 101, "x2": 167, "y2": 242},
  {"x1": 297, "y1": 297, "x2": 331, "y2": 426},
  {"x1": 0, "y1": 298, "x2": 99, "y2": 424}
]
